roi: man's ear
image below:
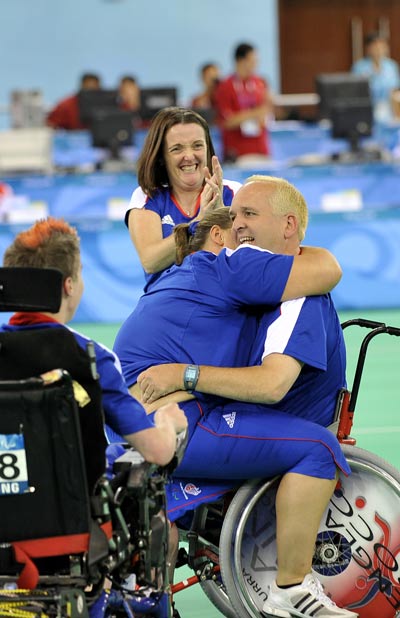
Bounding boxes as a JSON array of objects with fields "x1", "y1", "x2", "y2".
[
  {"x1": 63, "y1": 276, "x2": 73, "y2": 296},
  {"x1": 284, "y1": 213, "x2": 298, "y2": 239}
]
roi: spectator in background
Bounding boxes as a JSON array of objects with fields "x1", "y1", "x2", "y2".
[
  {"x1": 214, "y1": 42, "x2": 273, "y2": 163},
  {"x1": 190, "y1": 62, "x2": 220, "y2": 113},
  {"x1": 352, "y1": 31, "x2": 400, "y2": 123},
  {"x1": 118, "y1": 75, "x2": 141, "y2": 113},
  {"x1": 46, "y1": 72, "x2": 101, "y2": 130}
]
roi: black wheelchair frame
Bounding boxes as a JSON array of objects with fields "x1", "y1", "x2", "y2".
[{"x1": 0, "y1": 268, "x2": 177, "y2": 618}]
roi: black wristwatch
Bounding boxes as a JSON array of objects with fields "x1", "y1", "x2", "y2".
[{"x1": 183, "y1": 364, "x2": 200, "y2": 392}]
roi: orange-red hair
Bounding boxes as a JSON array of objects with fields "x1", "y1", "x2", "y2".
[{"x1": 3, "y1": 217, "x2": 80, "y2": 280}]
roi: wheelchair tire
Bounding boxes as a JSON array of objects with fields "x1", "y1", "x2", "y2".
[
  {"x1": 200, "y1": 580, "x2": 237, "y2": 618},
  {"x1": 219, "y1": 445, "x2": 400, "y2": 618}
]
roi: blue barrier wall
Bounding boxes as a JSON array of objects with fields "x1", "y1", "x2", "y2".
[
  {"x1": 306, "y1": 210, "x2": 400, "y2": 310},
  {"x1": 0, "y1": 210, "x2": 399, "y2": 324}
]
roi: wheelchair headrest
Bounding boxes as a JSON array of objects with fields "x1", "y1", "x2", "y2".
[{"x1": 0, "y1": 267, "x2": 62, "y2": 312}]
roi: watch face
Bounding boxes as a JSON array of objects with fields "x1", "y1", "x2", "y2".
[
  {"x1": 186, "y1": 367, "x2": 197, "y2": 381},
  {"x1": 184, "y1": 365, "x2": 198, "y2": 389}
]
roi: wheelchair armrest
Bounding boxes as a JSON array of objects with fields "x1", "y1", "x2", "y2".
[{"x1": 111, "y1": 447, "x2": 160, "y2": 492}]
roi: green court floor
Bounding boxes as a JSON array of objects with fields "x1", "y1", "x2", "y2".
[{"x1": 74, "y1": 308, "x2": 400, "y2": 618}]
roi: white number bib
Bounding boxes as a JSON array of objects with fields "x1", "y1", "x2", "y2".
[{"x1": 0, "y1": 433, "x2": 29, "y2": 495}]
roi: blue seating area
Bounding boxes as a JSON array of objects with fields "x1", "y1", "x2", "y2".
[{"x1": 1, "y1": 122, "x2": 400, "y2": 322}]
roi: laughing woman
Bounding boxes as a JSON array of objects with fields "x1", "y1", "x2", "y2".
[{"x1": 125, "y1": 106, "x2": 241, "y2": 291}]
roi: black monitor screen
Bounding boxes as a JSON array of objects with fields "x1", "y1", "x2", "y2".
[
  {"x1": 140, "y1": 87, "x2": 178, "y2": 121},
  {"x1": 315, "y1": 73, "x2": 373, "y2": 149},
  {"x1": 315, "y1": 73, "x2": 371, "y2": 119},
  {"x1": 330, "y1": 102, "x2": 373, "y2": 140},
  {"x1": 78, "y1": 89, "x2": 119, "y2": 125},
  {"x1": 90, "y1": 109, "x2": 134, "y2": 157}
]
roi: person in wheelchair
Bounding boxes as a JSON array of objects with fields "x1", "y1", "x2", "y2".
[
  {"x1": 113, "y1": 179, "x2": 355, "y2": 618},
  {"x1": 1, "y1": 217, "x2": 187, "y2": 466}
]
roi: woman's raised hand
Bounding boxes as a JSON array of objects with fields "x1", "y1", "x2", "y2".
[{"x1": 199, "y1": 155, "x2": 224, "y2": 218}]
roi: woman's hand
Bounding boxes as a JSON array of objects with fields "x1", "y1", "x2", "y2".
[
  {"x1": 199, "y1": 179, "x2": 222, "y2": 214},
  {"x1": 210, "y1": 154, "x2": 223, "y2": 194},
  {"x1": 153, "y1": 402, "x2": 188, "y2": 435},
  {"x1": 199, "y1": 156, "x2": 225, "y2": 217},
  {"x1": 138, "y1": 363, "x2": 184, "y2": 403}
]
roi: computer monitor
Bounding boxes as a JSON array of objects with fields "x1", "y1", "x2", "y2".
[
  {"x1": 315, "y1": 73, "x2": 373, "y2": 154},
  {"x1": 78, "y1": 89, "x2": 119, "y2": 126},
  {"x1": 139, "y1": 87, "x2": 178, "y2": 121},
  {"x1": 90, "y1": 109, "x2": 134, "y2": 159}
]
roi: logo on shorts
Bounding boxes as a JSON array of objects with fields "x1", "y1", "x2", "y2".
[
  {"x1": 181, "y1": 482, "x2": 201, "y2": 499},
  {"x1": 223, "y1": 411, "x2": 236, "y2": 428}
]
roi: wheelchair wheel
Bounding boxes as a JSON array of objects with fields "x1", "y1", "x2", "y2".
[
  {"x1": 219, "y1": 445, "x2": 400, "y2": 618},
  {"x1": 200, "y1": 580, "x2": 237, "y2": 618}
]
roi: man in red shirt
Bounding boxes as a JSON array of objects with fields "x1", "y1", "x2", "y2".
[
  {"x1": 214, "y1": 43, "x2": 273, "y2": 162},
  {"x1": 46, "y1": 72, "x2": 101, "y2": 130}
]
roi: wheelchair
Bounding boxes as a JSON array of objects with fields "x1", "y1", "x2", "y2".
[
  {"x1": 0, "y1": 267, "x2": 179, "y2": 618},
  {"x1": 170, "y1": 319, "x2": 400, "y2": 618},
  {"x1": 2, "y1": 266, "x2": 398, "y2": 618}
]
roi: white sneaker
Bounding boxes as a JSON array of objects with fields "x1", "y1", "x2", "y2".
[{"x1": 261, "y1": 573, "x2": 358, "y2": 618}]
